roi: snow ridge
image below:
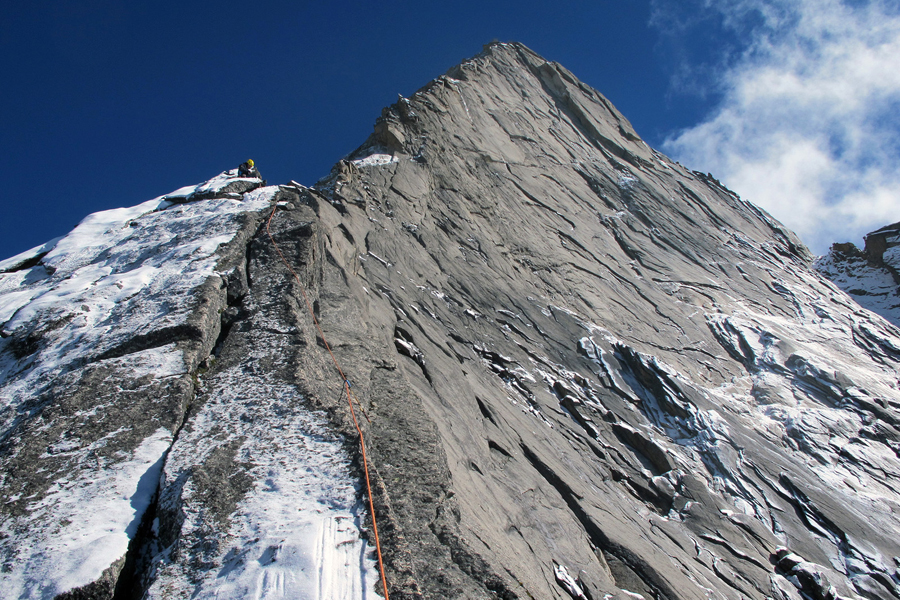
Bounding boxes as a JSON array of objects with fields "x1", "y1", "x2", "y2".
[{"x1": 0, "y1": 172, "x2": 376, "y2": 599}]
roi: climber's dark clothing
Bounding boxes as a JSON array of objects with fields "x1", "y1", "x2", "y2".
[{"x1": 238, "y1": 161, "x2": 261, "y2": 179}]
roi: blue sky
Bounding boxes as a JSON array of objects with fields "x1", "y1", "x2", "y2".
[{"x1": 2, "y1": 1, "x2": 898, "y2": 260}]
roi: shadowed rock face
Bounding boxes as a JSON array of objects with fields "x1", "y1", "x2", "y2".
[{"x1": 2, "y1": 42, "x2": 900, "y2": 600}]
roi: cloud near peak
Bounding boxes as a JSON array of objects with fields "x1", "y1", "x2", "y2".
[{"x1": 657, "y1": 0, "x2": 900, "y2": 254}]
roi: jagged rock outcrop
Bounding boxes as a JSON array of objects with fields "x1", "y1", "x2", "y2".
[
  {"x1": 2, "y1": 42, "x2": 900, "y2": 600},
  {"x1": 816, "y1": 222, "x2": 900, "y2": 327}
]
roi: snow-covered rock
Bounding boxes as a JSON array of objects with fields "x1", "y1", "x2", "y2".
[
  {"x1": 0, "y1": 173, "x2": 376, "y2": 599},
  {"x1": 2, "y1": 42, "x2": 900, "y2": 600},
  {"x1": 814, "y1": 222, "x2": 900, "y2": 328}
]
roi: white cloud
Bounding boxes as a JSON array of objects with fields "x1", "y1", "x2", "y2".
[{"x1": 656, "y1": 0, "x2": 900, "y2": 254}]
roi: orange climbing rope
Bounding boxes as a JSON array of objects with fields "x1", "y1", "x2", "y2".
[{"x1": 265, "y1": 203, "x2": 390, "y2": 600}]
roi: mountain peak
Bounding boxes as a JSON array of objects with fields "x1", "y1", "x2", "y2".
[
  {"x1": 2, "y1": 44, "x2": 899, "y2": 600},
  {"x1": 358, "y1": 40, "x2": 652, "y2": 171}
]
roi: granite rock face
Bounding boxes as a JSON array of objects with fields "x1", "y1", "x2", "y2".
[{"x1": 2, "y1": 42, "x2": 900, "y2": 600}]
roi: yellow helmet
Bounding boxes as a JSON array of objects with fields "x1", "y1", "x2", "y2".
[{"x1": 247, "y1": 159, "x2": 254, "y2": 167}]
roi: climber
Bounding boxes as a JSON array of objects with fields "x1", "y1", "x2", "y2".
[{"x1": 238, "y1": 159, "x2": 261, "y2": 179}]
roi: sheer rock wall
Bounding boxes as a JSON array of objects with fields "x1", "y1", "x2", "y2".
[{"x1": 303, "y1": 42, "x2": 900, "y2": 600}]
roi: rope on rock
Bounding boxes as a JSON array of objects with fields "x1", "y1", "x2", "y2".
[{"x1": 265, "y1": 203, "x2": 390, "y2": 600}]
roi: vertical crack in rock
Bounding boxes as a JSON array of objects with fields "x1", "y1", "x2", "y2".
[
  {"x1": 110, "y1": 208, "x2": 270, "y2": 600},
  {"x1": 129, "y1": 195, "x2": 384, "y2": 598},
  {"x1": 0, "y1": 177, "x2": 279, "y2": 598}
]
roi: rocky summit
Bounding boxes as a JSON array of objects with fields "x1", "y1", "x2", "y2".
[
  {"x1": 815, "y1": 222, "x2": 900, "y2": 329},
  {"x1": 2, "y1": 42, "x2": 900, "y2": 600}
]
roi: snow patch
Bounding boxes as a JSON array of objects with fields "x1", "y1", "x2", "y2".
[
  {"x1": 163, "y1": 169, "x2": 254, "y2": 202},
  {"x1": 814, "y1": 250, "x2": 900, "y2": 328},
  {"x1": 146, "y1": 368, "x2": 378, "y2": 600},
  {"x1": 554, "y1": 563, "x2": 587, "y2": 599},
  {"x1": 0, "y1": 428, "x2": 171, "y2": 599},
  {"x1": 617, "y1": 173, "x2": 637, "y2": 190},
  {"x1": 351, "y1": 153, "x2": 398, "y2": 168}
]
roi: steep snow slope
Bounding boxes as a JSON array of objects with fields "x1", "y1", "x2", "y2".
[
  {"x1": 0, "y1": 173, "x2": 376, "y2": 599},
  {"x1": 2, "y1": 42, "x2": 900, "y2": 600}
]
